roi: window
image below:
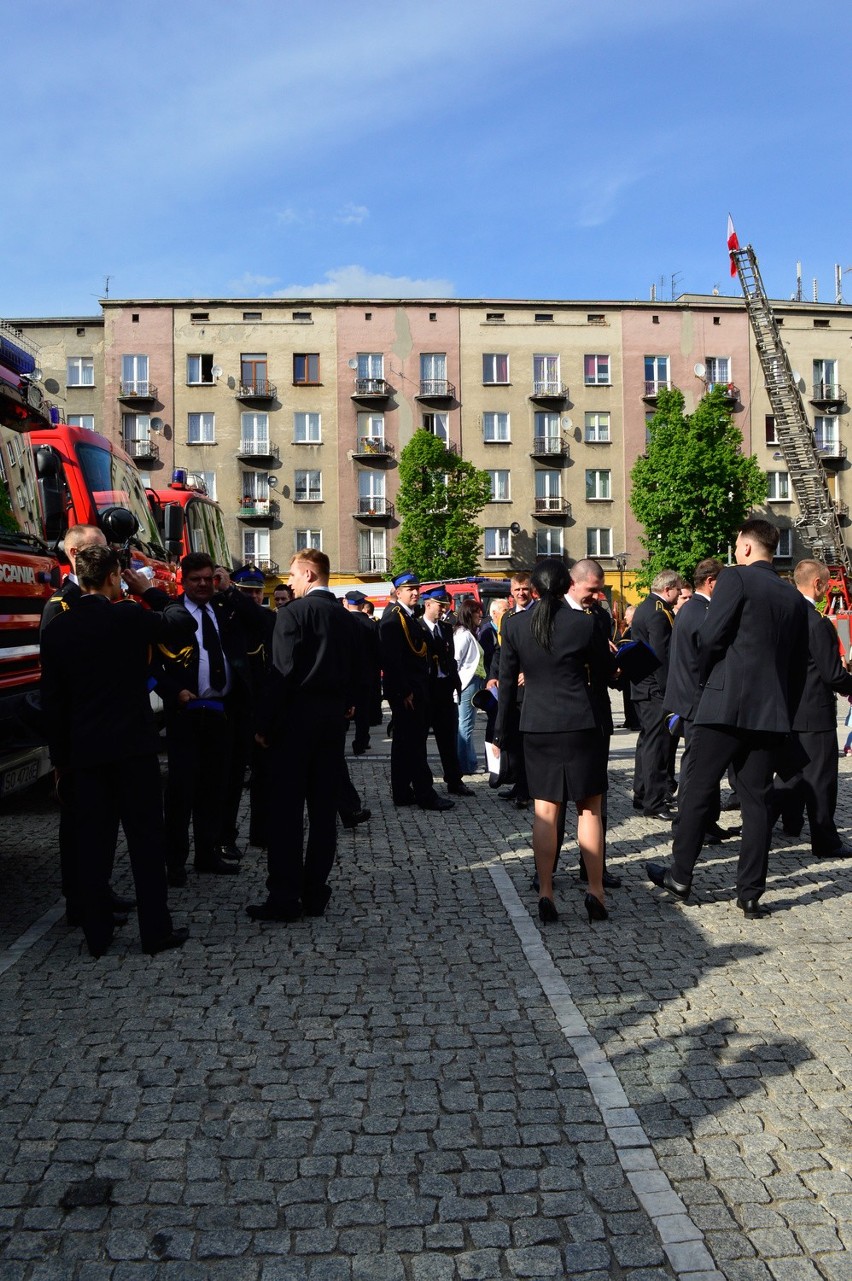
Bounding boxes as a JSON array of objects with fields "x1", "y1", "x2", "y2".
[
  {"x1": 358, "y1": 472, "x2": 386, "y2": 511},
  {"x1": 240, "y1": 412, "x2": 269, "y2": 452},
  {"x1": 586, "y1": 469, "x2": 612, "y2": 501},
  {"x1": 122, "y1": 413, "x2": 151, "y2": 444},
  {"x1": 533, "y1": 354, "x2": 560, "y2": 395},
  {"x1": 243, "y1": 529, "x2": 270, "y2": 562},
  {"x1": 241, "y1": 353, "x2": 269, "y2": 392},
  {"x1": 775, "y1": 529, "x2": 793, "y2": 559},
  {"x1": 486, "y1": 312, "x2": 505, "y2": 323},
  {"x1": 357, "y1": 411, "x2": 385, "y2": 441},
  {"x1": 294, "y1": 412, "x2": 321, "y2": 443},
  {"x1": 295, "y1": 529, "x2": 323, "y2": 551},
  {"x1": 242, "y1": 471, "x2": 269, "y2": 503},
  {"x1": 67, "y1": 414, "x2": 95, "y2": 432},
  {"x1": 188, "y1": 412, "x2": 215, "y2": 443},
  {"x1": 187, "y1": 354, "x2": 214, "y2": 384},
  {"x1": 534, "y1": 313, "x2": 553, "y2": 323},
  {"x1": 484, "y1": 527, "x2": 511, "y2": 559},
  {"x1": 243, "y1": 311, "x2": 262, "y2": 322},
  {"x1": 292, "y1": 311, "x2": 312, "y2": 322},
  {"x1": 534, "y1": 411, "x2": 560, "y2": 449},
  {"x1": 765, "y1": 415, "x2": 778, "y2": 445},
  {"x1": 587, "y1": 528, "x2": 612, "y2": 557},
  {"x1": 536, "y1": 529, "x2": 563, "y2": 557},
  {"x1": 487, "y1": 470, "x2": 511, "y2": 502},
  {"x1": 190, "y1": 311, "x2": 209, "y2": 322},
  {"x1": 67, "y1": 356, "x2": 94, "y2": 387},
  {"x1": 587, "y1": 314, "x2": 605, "y2": 325},
  {"x1": 767, "y1": 471, "x2": 790, "y2": 500},
  {"x1": 422, "y1": 412, "x2": 449, "y2": 443},
  {"x1": 813, "y1": 358, "x2": 838, "y2": 397},
  {"x1": 295, "y1": 470, "x2": 322, "y2": 502},
  {"x1": 483, "y1": 353, "x2": 509, "y2": 384},
  {"x1": 644, "y1": 356, "x2": 670, "y2": 395},
  {"x1": 420, "y1": 353, "x2": 447, "y2": 394},
  {"x1": 535, "y1": 471, "x2": 562, "y2": 508},
  {"x1": 483, "y1": 412, "x2": 510, "y2": 442},
  {"x1": 814, "y1": 416, "x2": 840, "y2": 452},
  {"x1": 357, "y1": 352, "x2": 384, "y2": 379},
  {"x1": 584, "y1": 354, "x2": 610, "y2": 385},
  {"x1": 121, "y1": 354, "x2": 150, "y2": 395},
  {"x1": 705, "y1": 356, "x2": 730, "y2": 389},
  {"x1": 585, "y1": 411, "x2": 611, "y2": 443},
  {"x1": 198, "y1": 471, "x2": 217, "y2": 501},
  {"x1": 813, "y1": 318, "x2": 830, "y2": 329},
  {"x1": 359, "y1": 528, "x2": 386, "y2": 572},
  {"x1": 293, "y1": 353, "x2": 320, "y2": 384}
]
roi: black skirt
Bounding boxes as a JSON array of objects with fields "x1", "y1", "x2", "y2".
[{"x1": 523, "y1": 728, "x2": 608, "y2": 803}]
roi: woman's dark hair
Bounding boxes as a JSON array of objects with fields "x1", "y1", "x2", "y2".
[
  {"x1": 530, "y1": 558, "x2": 570, "y2": 651},
  {"x1": 455, "y1": 597, "x2": 483, "y2": 634}
]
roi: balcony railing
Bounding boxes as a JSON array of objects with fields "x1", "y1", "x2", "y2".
[
  {"x1": 237, "y1": 439, "x2": 279, "y2": 460},
  {"x1": 811, "y1": 383, "x2": 846, "y2": 407},
  {"x1": 123, "y1": 437, "x2": 159, "y2": 461},
  {"x1": 835, "y1": 500, "x2": 849, "y2": 518},
  {"x1": 237, "y1": 498, "x2": 279, "y2": 521},
  {"x1": 417, "y1": 379, "x2": 455, "y2": 400},
  {"x1": 353, "y1": 436, "x2": 395, "y2": 458},
  {"x1": 643, "y1": 380, "x2": 671, "y2": 401},
  {"x1": 530, "y1": 436, "x2": 569, "y2": 458},
  {"x1": 530, "y1": 380, "x2": 569, "y2": 400},
  {"x1": 533, "y1": 496, "x2": 572, "y2": 517},
  {"x1": 358, "y1": 555, "x2": 388, "y2": 574},
  {"x1": 815, "y1": 438, "x2": 847, "y2": 461},
  {"x1": 255, "y1": 559, "x2": 279, "y2": 573},
  {"x1": 355, "y1": 497, "x2": 395, "y2": 518},
  {"x1": 118, "y1": 381, "x2": 157, "y2": 400},
  {"x1": 236, "y1": 380, "x2": 277, "y2": 401},
  {"x1": 706, "y1": 381, "x2": 739, "y2": 402},
  {"x1": 352, "y1": 377, "x2": 390, "y2": 398}
]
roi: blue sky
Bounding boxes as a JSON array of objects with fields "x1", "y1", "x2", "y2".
[{"x1": 4, "y1": 0, "x2": 848, "y2": 315}]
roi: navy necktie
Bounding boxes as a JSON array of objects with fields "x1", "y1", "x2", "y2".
[{"x1": 200, "y1": 605, "x2": 226, "y2": 692}]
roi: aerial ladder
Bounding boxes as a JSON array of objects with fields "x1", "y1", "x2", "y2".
[{"x1": 730, "y1": 243, "x2": 851, "y2": 608}]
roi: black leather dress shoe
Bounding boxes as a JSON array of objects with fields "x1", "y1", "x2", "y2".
[
  {"x1": 704, "y1": 823, "x2": 741, "y2": 844},
  {"x1": 646, "y1": 862, "x2": 691, "y2": 900},
  {"x1": 721, "y1": 796, "x2": 741, "y2": 811},
  {"x1": 110, "y1": 892, "x2": 137, "y2": 912},
  {"x1": 499, "y1": 789, "x2": 516, "y2": 800},
  {"x1": 143, "y1": 926, "x2": 190, "y2": 955},
  {"x1": 352, "y1": 741, "x2": 369, "y2": 755},
  {"x1": 815, "y1": 843, "x2": 852, "y2": 859},
  {"x1": 579, "y1": 867, "x2": 622, "y2": 889},
  {"x1": 246, "y1": 901, "x2": 301, "y2": 922},
  {"x1": 420, "y1": 796, "x2": 455, "y2": 812},
  {"x1": 642, "y1": 807, "x2": 676, "y2": 821},
  {"x1": 447, "y1": 784, "x2": 475, "y2": 796},
  {"x1": 781, "y1": 824, "x2": 803, "y2": 839},
  {"x1": 735, "y1": 897, "x2": 770, "y2": 919},
  {"x1": 218, "y1": 842, "x2": 243, "y2": 861},
  {"x1": 340, "y1": 808, "x2": 371, "y2": 828},
  {"x1": 393, "y1": 795, "x2": 417, "y2": 807},
  {"x1": 194, "y1": 858, "x2": 240, "y2": 875}
]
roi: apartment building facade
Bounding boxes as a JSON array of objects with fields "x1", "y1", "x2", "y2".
[{"x1": 13, "y1": 294, "x2": 852, "y2": 577}]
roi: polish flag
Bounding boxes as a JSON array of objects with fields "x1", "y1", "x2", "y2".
[{"x1": 727, "y1": 215, "x2": 739, "y2": 277}]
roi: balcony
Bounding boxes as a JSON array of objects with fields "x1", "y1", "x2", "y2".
[
  {"x1": 529, "y1": 381, "x2": 569, "y2": 403},
  {"x1": 236, "y1": 380, "x2": 277, "y2": 402},
  {"x1": 237, "y1": 498, "x2": 279, "y2": 523},
  {"x1": 124, "y1": 437, "x2": 159, "y2": 462},
  {"x1": 237, "y1": 439, "x2": 279, "y2": 461},
  {"x1": 416, "y1": 379, "x2": 455, "y2": 402},
  {"x1": 706, "y1": 381, "x2": 740, "y2": 404},
  {"x1": 353, "y1": 436, "x2": 395, "y2": 460},
  {"x1": 835, "y1": 500, "x2": 849, "y2": 518},
  {"x1": 118, "y1": 381, "x2": 158, "y2": 403},
  {"x1": 352, "y1": 377, "x2": 391, "y2": 400},
  {"x1": 358, "y1": 555, "x2": 389, "y2": 574},
  {"x1": 642, "y1": 380, "x2": 671, "y2": 404},
  {"x1": 532, "y1": 497, "x2": 572, "y2": 519},
  {"x1": 815, "y1": 438, "x2": 847, "y2": 464},
  {"x1": 354, "y1": 497, "x2": 395, "y2": 520},
  {"x1": 530, "y1": 436, "x2": 570, "y2": 460},
  {"x1": 255, "y1": 559, "x2": 279, "y2": 573},
  {"x1": 810, "y1": 383, "x2": 846, "y2": 410}
]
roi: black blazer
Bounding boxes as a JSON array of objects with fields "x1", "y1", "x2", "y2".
[
  {"x1": 664, "y1": 592, "x2": 711, "y2": 720},
  {"x1": 380, "y1": 604, "x2": 432, "y2": 700},
  {"x1": 494, "y1": 603, "x2": 611, "y2": 739},
  {"x1": 40, "y1": 577, "x2": 82, "y2": 633},
  {"x1": 793, "y1": 601, "x2": 852, "y2": 731},
  {"x1": 261, "y1": 589, "x2": 358, "y2": 738},
  {"x1": 40, "y1": 594, "x2": 196, "y2": 768},
  {"x1": 695, "y1": 561, "x2": 809, "y2": 733},
  {"x1": 156, "y1": 588, "x2": 268, "y2": 711},
  {"x1": 425, "y1": 618, "x2": 461, "y2": 691},
  {"x1": 629, "y1": 594, "x2": 675, "y2": 701}
]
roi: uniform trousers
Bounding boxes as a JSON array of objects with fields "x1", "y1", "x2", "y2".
[
  {"x1": 773, "y1": 729, "x2": 842, "y2": 855},
  {"x1": 164, "y1": 704, "x2": 231, "y2": 872},
  {"x1": 671, "y1": 724, "x2": 784, "y2": 900},
  {"x1": 264, "y1": 715, "x2": 346, "y2": 913},
  {"x1": 387, "y1": 690, "x2": 435, "y2": 804},
  {"x1": 672, "y1": 720, "x2": 721, "y2": 833},
  {"x1": 632, "y1": 695, "x2": 669, "y2": 811},
  {"x1": 73, "y1": 753, "x2": 172, "y2": 954},
  {"x1": 427, "y1": 679, "x2": 463, "y2": 788}
]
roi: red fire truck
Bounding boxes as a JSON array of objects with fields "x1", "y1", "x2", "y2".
[{"x1": 147, "y1": 469, "x2": 232, "y2": 570}]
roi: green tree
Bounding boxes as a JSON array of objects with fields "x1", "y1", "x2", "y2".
[
  {"x1": 391, "y1": 430, "x2": 492, "y2": 579},
  {"x1": 629, "y1": 385, "x2": 768, "y2": 585}
]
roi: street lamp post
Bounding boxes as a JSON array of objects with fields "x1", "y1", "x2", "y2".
[{"x1": 614, "y1": 552, "x2": 628, "y2": 624}]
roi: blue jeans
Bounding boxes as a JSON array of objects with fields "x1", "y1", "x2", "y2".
[{"x1": 457, "y1": 676, "x2": 484, "y2": 774}]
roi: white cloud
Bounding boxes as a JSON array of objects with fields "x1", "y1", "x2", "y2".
[
  {"x1": 230, "y1": 272, "x2": 280, "y2": 289},
  {"x1": 270, "y1": 265, "x2": 455, "y2": 299},
  {"x1": 334, "y1": 203, "x2": 369, "y2": 226}
]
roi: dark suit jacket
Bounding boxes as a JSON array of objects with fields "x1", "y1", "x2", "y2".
[
  {"x1": 261, "y1": 588, "x2": 357, "y2": 738},
  {"x1": 380, "y1": 604, "x2": 431, "y2": 700},
  {"x1": 40, "y1": 577, "x2": 82, "y2": 633},
  {"x1": 155, "y1": 588, "x2": 268, "y2": 711},
  {"x1": 695, "y1": 561, "x2": 809, "y2": 733},
  {"x1": 494, "y1": 603, "x2": 611, "y2": 739},
  {"x1": 793, "y1": 600, "x2": 852, "y2": 731},
  {"x1": 629, "y1": 594, "x2": 675, "y2": 701},
  {"x1": 664, "y1": 592, "x2": 711, "y2": 720},
  {"x1": 40, "y1": 594, "x2": 196, "y2": 769},
  {"x1": 425, "y1": 618, "x2": 461, "y2": 692}
]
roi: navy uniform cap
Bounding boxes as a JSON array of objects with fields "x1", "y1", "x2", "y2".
[
  {"x1": 344, "y1": 590, "x2": 367, "y2": 604},
  {"x1": 392, "y1": 571, "x2": 420, "y2": 588},
  {"x1": 232, "y1": 564, "x2": 265, "y2": 588},
  {"x1": 421, "y1": 587, "x2": 450, "y2": 602}
]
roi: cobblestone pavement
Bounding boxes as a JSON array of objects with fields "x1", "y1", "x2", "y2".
[{"x1": 0, "y1": 713, "x2": 850, "y2": 1280}]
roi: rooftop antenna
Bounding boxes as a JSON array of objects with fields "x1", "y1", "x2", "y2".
[
  {"x1": 103, "y1": 275, "x2": 111, "y2": 299},
  {"x1": 812, "y1": 277, "x2": 819, "y2": 303},
  {"x1": 795, "y1": 261, "x2": 802, "y2": 302},
  {"x1": 650, "y1": 283, "x2": 657, "y2": 302},
  {"x1": 835, "y1": 264, "x2": 843, "y2": 304},
  {"x1": 670, "y1": 271, "x2": 683, "y2": 301}
]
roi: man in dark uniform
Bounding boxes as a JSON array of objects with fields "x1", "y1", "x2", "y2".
[
  {"x1": 343, "y1": 590, "x2": 382, "y2": 755},
  {"x1": 230, "y1": 564, "x2": 276, "y2": 850},
  {"x1": 630, "y1": 569, "x2": 682, "y2": 819},
  {"x1": 247, "y1": 549, "x2": 358, "y2": 922},
  {"x1": 772, "y1": 559, "x2": 852, "y2": 859},
  {"x1": 647, "y1": 519, "x2": 809, "y2": 918},
  {"x1": 380, "y1": 571, "x2": 454, "y2": 812},
  {"x1": 156, "y1": 552, "x2": 268, "y2": 885},
  {"x1": 421, "y1": 587, "x2": 473, "y2": 797},
  {"x1": 40, "y1": 546, "x2": 194, "y2": 957},
  {"x1": 486, "y1": 571, "x2": 535, "y2": 809}
]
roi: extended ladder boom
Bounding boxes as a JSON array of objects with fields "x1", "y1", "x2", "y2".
[{"x1": 732, "y1": 245, "x2": 851, "y2": 573}]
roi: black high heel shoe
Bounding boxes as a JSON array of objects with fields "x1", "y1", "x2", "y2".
[
  {"x1": 585, "y1": 893, "x2": 608, "y2": 924},
  {"x1": 538, "y1": 897, "x2": 559, "y2": 924}
]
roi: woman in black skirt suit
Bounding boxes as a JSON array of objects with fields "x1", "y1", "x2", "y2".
[{"x1": 494, "y1": 558, "x2": 611, "y2": 924}]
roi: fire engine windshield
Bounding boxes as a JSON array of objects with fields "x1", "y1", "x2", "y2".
[
  {"x1": 0, "y1": 423, "x2": 47, "y2": 547},
  {"x1": 76, "y1": 441, "x2": 166, "y2": 554},
  {"x1": 185, "y1": 498, "x2": 233, "y2": 569}
]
